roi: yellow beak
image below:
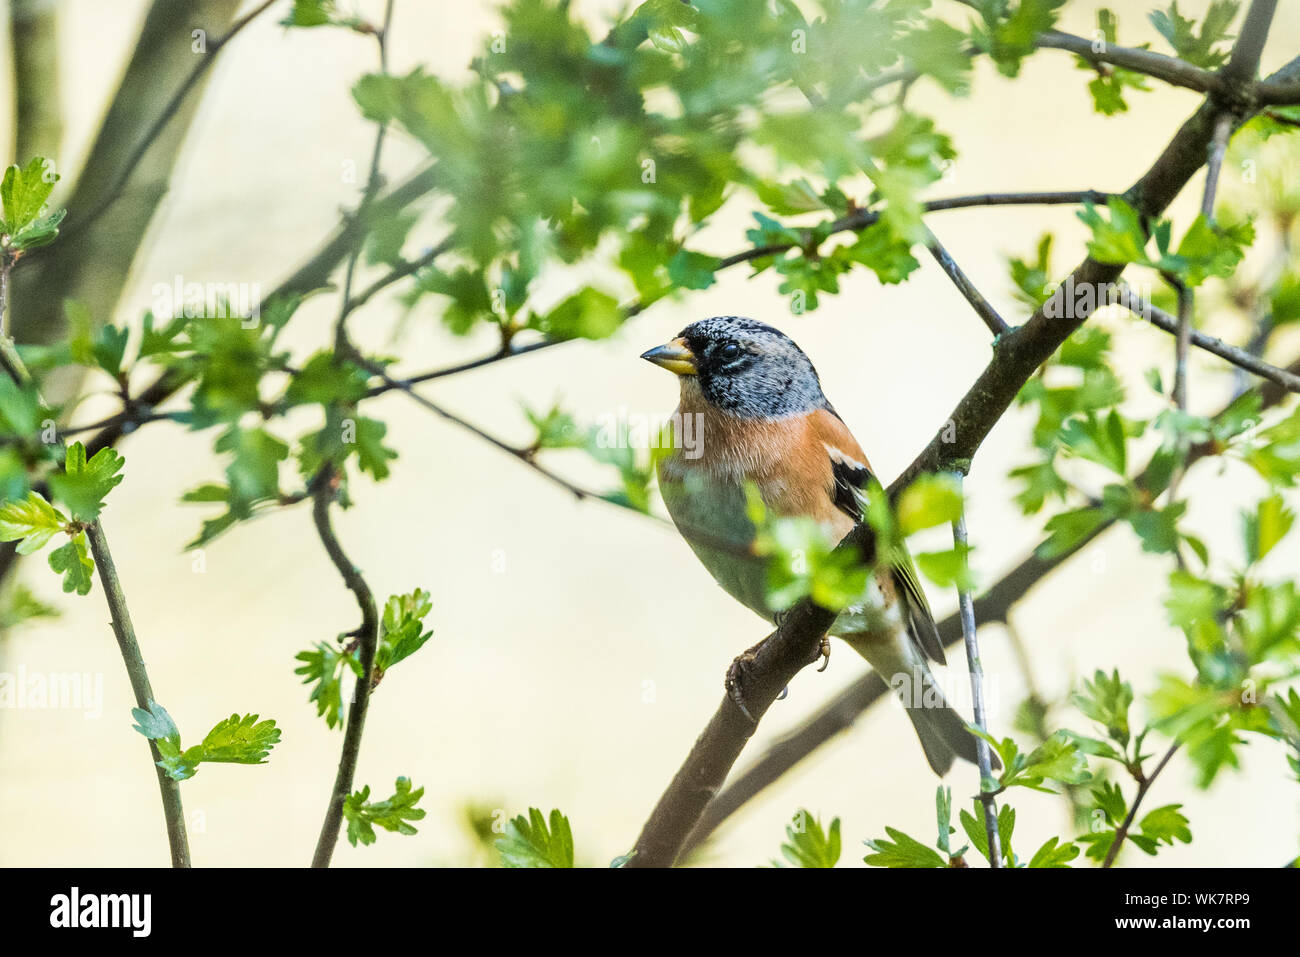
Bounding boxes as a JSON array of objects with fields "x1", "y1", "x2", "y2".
[{"x1": 640, "y1": 337, "x2": 697, "y2": 376}]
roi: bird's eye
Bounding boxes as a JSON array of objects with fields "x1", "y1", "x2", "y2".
[{"x1": 719, "y1": 342, "x2": 742, "y2": 361}]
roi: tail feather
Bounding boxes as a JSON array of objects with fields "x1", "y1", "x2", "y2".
[{"x1": 842, "y1": 632, "x2": 997, "y2": 777}]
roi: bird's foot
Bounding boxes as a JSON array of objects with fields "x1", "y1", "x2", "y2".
[
  {"x1": 813, "y1": 636, "x2": 831, "y2": 672},
  {"x1": 725, "y1": 637, "x2": 768, "y2": 723}
]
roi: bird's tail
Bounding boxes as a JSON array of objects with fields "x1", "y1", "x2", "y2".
[{"x1": 841, "y1": 632, "x2": 993, "y2": 777}]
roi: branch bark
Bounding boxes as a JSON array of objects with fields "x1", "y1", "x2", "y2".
[
  {"x1": 1037, "y1": 30, "x2": 1219, "y2": 95},
  {"x1": 308, "y1": 468, "x2": 380, "y2": 868},
  {"x1": 85, "y1": 519, "x2": 191, "y2": 868},
  {"x1": 1101, "y1": 743, "x2": 1180, "y2": 868}
]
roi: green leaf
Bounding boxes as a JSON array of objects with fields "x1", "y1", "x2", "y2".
[
  {"x1": 1077, "y1": 197, "x2": 1149, "y2": 267},
  {"x1": 863, "y1": 826, "x2": 946, "y2": 868},
  {"x1": 915, "y1": 544, "x2": 975, "y2": 590},
  {"x1": 1, "y1": 157, "x2": 60, "y2": 241},
  {"x1": 47, "y1": 442, "x2": 125, "y2": 523},
  {"x1": 837, "y1": 221, "x2": 920, "y2": 285},
  {"x1": 48, "y1": 533, "x2": 94, "y2": 596},
  {"x1": 1149, "y1": 1, "x2": 1240, "y2": 69},
  {"x1": 1136, "y1": 804, "x2": 1192, "y2": 851},
  {"x1": 523, "y1": 401, "x2": 584, "y2": 450},
  {"x1": 667, "y1": 250, "x2": 720, "y2": 290},
  {"x1": 0, "y1": 490, "x2": 68, "y2": 555},
  {"x1": 343, "y1": 777, "x2": 427, "y2": 847},
  {"x1": 373, "y1": 589, "x2": 434, "y2": 682},
  {"x1": 1072, "y1": 669, "x2": 1133, "y2": 745},
  {"x1": 896, "y1": 474, "x2": 963, "y2": 535},
  {"x1": 352, "y1": 416, "x2": 398, "y2": 480},
  {"x1": 1173, "y1": 214, "x2": 1254, "y2": 287},
  {"x1": 215, "y1": 427, "x2": 288, "y2": 511},
  {"x1": 1059, "y1": 409, "x2": 1127, "y2": 474},
  {"x1": 496, "y1": 808, "x2": 575, "y2": 867},
  {"x1": 131, "y1": 700, "x2": 182, "y2": 750},
  {"x1": 533, "y1": 288, "x2": 623, "y2": 341},
  {"x1": 284, "y1": 352, "x2": 370, "y2": 407},
  {"x1": 193, "y1": 713, "x2": 281, "y2": 765},
  {"x1": 1242, "y1": 493, "x2": 1294, "y2": 564},
  {"x1": 959, "y1": 801, "x2": 1016, "y2": 866},
  {"x1": 1027, "y1": 835, "x2": 1079, "y2": 867},
  {"x1": 133, "y1": 704, "x2": 280, "y2": 781},
  {"x1": 0, "y1": 583, "x2": 60, "y2": 629},
  {"x1": 1038, "y1": 506, "x2": 1108, "y2": 559},
  {"x1": 280, "y1": 0, "x2": 364, "y2": 29},
  {"x1": 294, "y1": 640, "x2": 363, "y2": 729},
  {"x1": 778, "y1": 810, "x2": 841, "y2": 868}
]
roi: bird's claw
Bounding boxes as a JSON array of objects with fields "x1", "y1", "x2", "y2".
[
  {"x1": 814, "y1": 636, "x2": 832, "y2": 672},
  {"x1": 725, "y1": 638, "x2": 768, "y2": 723}
]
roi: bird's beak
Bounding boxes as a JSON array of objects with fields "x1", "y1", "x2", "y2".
[{"x1": 640, "y1": 337, "x2": 697, "y2": 376}]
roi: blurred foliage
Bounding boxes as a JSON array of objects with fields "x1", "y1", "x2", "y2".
[{"x1": 0, "y1": 0, "x2": 1297, "y2": 866}]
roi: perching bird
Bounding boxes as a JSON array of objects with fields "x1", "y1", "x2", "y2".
[{"x1": 641, "y1": 315, "x2": 986, "y2": 775}]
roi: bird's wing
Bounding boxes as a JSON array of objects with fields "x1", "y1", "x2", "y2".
[{"x1": 810, "y1": 407, "x2": 947, "y2": 665}]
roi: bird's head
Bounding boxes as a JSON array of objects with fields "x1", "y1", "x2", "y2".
[{"x1": 640, "y1": 315, "x2": 827, "y2": 419}]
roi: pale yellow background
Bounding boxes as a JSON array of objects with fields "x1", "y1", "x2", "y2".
[{"x1": 0, "y1": 0, "x2": 1297, "y2": 867}]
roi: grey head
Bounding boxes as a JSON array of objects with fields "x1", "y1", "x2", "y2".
[{"x1": 640, "y1": 315, "x2": 830, "y2": 419}]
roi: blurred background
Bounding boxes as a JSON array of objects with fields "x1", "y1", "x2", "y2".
[{"x1": 0, "y1": 0, "x2": 1297, "y2": 867}]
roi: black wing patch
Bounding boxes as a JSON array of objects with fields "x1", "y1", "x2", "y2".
[
  {"x1": 829, "y1": 452, "x2": 871, "y2": 522},
  {"x1": 825, "y1": 445, "x2": 947, "y2": 666}
]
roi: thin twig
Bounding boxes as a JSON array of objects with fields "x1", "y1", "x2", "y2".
[
  {"x1": 927, "y1": 236, "x2": 1010, "y2": 337},
  {"x1": 364, "y1": 362, "x2": 630, "y2": 508},
  {"x1": 0, "y1": 258, "x2": 14, "y2": 345},
  {"x1": 308, "y1": 467, "x2": 380, "y2": 868},
  {"x1": 1116, "y1": 286, "x2": 1300, "y2": 394},
  {"x1": 1220, "y1": 0, "x2": 1278, "y2": 88},
  {"x1": 1102, "y1": 743, "x2": 1180, "y2": 868},
  {"x1": 1170, "y1": 110, "x2": 1234, "y2": 500},
  {"x1": 335, "y1": 0, "x2": 397, "y2": 360},
  {"x1": 310, "y1": 0, "x2": 397, "y2": 870},
  {"x1": 85, "y1": 519, "x2": 191, "y2": 868},
  {"x1": 1036, "y1": 30, "x2": 1219, "y2": 95},
  {"x1": 800, "y1": 81, "x2": 1014, "y2": 343},
  {"x1": 952, "y1": 480, "x2": 1001, "y2": 867}
]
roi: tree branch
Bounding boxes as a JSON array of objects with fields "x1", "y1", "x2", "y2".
[
  {"x1": 1220, "y1": 0, "x2": 1278, "y2": 88},
  {"x1": 1037, "y1": 30, "x2": 1219, "y2": 95},
  {"x1": 308, "y1": 467, "x2": 380, "y2": 868},
  {"x1": 628, "y1": 39, "x2": 1286, "y2": 867},
  {"x1": 85, "y1": 519, "x2": 191, "y2": 868},
  {"x1": 1117, "y1": 287, "x2": 1300, "y2": 394},
  {"x1": 953, "y1": 486, "x2": 1001, "y2": 866},
  {"x1": 310, "y1": 0, "x2": 397, "y2": 869},
  {"x1": 1101, "y1": 743, "x2": 1180, "y2": 868},
  {"x1": 926, "y1": 234, "x2": 1010, "y2": 337}
]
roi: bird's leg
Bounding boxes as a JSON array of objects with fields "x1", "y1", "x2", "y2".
[
  {"x1": 814, "y1": 636, "x2": 832, "y2": 672},
  {"x1": 725, "y1": 635, "x2": 771, "y2": 723}
]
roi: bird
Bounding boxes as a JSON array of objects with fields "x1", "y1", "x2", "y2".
[{"x1": 641, "y1": 314, "x2": 987, "y2": 776}]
